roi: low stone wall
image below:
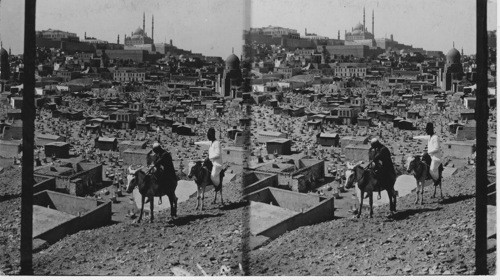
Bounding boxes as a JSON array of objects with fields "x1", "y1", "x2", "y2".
[
  {"x1": 33, "y1": 190, "x2": 111, "y2": 244},
  {"x1": 344, "y1": 145, "x2": 370, "y2": 162},
  {"x1": 247, "y1": 187, "x2": 335, "y2": 240},
  {"x1": 33, "y1": 176, "x2": 56, "y2": 193},
  {"x1": 243, "y1": 172, "x2": 278, "y2": 195}
]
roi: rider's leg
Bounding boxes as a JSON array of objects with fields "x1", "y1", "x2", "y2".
[{"x1": 211, "y1": 163, "x2": 222, "y2": 187}]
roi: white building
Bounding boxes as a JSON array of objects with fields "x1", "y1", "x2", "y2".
[
  {"x1": 113, "y1": 68, "x2": 146, "y2": 82},
  {"x1": 333, "y1": 66, "x2": 366, "y2": 78}
]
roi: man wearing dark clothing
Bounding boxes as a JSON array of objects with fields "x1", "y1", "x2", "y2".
[
  {"x1": 148, "y1": 142, "x2": 178, "y2": 194},
  {"x1": 368, "y1": 138, "x2": 396, "y2": 200}
]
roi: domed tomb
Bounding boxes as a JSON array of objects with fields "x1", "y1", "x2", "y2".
[{"x1": 225, "y1": 54, "x2": 240, "y2": 70}]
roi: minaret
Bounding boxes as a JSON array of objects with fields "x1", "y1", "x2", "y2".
[
  {"x1": 363, "y1": 7, "x2": 365, "y2": 32},
  {"x1": 372, "y1": 10, "x2": 374, "y2": 37},
  {"x1": 143, "y1": 12, "x2": 145, "y2": 32},
  {"x1": 338, "y1": 30, "x2": 340, "y2": 40},
  {"x1": 117, "y1": 34, "x2": 120, "y2": 44},
  {"x1": 152, "y1": 15, "x2": 154, "y2": 42},
  {"x1": 84, "y1": 32, "x2": 87, "y2": 39}
]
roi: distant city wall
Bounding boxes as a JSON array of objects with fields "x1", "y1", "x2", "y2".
[{"x1": 245, "y1": 34, "x2": 316, "y2": 50}]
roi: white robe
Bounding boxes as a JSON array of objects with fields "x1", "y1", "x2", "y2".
[
  {"x1": 194, "y1": 140, "x2": 223, "y2": 186},
  {"x1": 413, "y1": 134, "x2": 442, "y2": 180}
]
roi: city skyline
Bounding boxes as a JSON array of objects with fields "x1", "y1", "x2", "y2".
[
  {"x1": 0, "y1": 0, "x2": 497, "y2": 57},
  {"x1": 250, "y1": 0, "x2": 497, "y2": 55},
  {"x1": 0, "y1": 0, "x2": 246, "y2": 57}
]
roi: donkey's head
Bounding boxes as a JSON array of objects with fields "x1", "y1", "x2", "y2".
[{"x1": 126, "y1": 166, "x2": 142, "y2": 194}]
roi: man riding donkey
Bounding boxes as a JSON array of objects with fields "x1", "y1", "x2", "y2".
[
  {"x1": 126, "y1": 141, "x2": 178, "y2": 222},
  {"x1": 145, "y1": 142, "x2": 178, "y2": 205},
  {"x1": 367, "y1": 137, "x2": 397, "y2": 200},
  {"x1": 412, "y1": 122, "x2": 444, "y2": 188},
  {"x1": 194, "y1": 127, "x2": 224, "y2": 188},
  {"x1": 345, "y1": 137, "x2": 398, "y2": 217},
  {"x1": 191, "y1": 127, "x2": 226, "y2": 210}
]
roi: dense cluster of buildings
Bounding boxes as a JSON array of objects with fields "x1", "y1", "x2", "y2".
[
  {"x1": 244, "y1": 7, "x2": 426, "y2": 60},
  {"x1": 0, "y1": 11, "x2": 496, "y2": 203}
]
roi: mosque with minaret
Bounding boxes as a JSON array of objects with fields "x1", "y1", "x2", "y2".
[
  {"x1": 343, "y1": 7, "x2": 411, "y2": 51},
  {"x1": 124, "y1": 12, "x2": 156, "y2": 53}
]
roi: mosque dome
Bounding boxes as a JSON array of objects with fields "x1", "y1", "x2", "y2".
[
  {"x1": 446, "y1": 48, "x2": 461, "y2": 64},
  {"x1": 225, "y1": 54, "x2": 240, "y2": 70},
  {"x1": 353, "y1": 23, "x2": 364, "y2": 31},
  {"x1": 133, "y1": 27, "x2": 145, "y2": 36}
]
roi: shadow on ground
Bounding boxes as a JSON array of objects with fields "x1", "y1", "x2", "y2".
[
  {"x1": 388, "y1": 207, "x2": 442, "y2": 221},
  {"x1": 0, "y1": 193, "x2": 20, "y2": 203},
  {"x1": 168, "y1": 213, "x2": 223, "y2": 226},
  {"x1": 438, "y1": 194, "x2": 474, "y2": 205},
  {"x1": 219, "y1": 200, "x2": 248, "y2": 210}
]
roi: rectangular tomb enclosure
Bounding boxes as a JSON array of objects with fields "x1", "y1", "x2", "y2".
[
  {"x1": 246, "y1": 187, "x2": 334, "y2": 248},
  {"x1": 33, "y1": 190, "x2": 112, "y2": 244}
]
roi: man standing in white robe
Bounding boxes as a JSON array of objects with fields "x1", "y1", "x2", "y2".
[
  {"x1": 413, "y1": 122, "x2": 442, "y2": 181},
  {"x1": 194, "y1": 127, "x2": 223, "y2": 187}
]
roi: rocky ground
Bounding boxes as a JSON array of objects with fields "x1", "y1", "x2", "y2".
[
  {"x1": 0, "y1": 165, "x2": 496, "y2": 276},
  {"x1": 0, "y1": 166, "x2": 246, "y2": 276},
  {"x1": 247, "y1": 167, "x2": 497, "y2": 276}
]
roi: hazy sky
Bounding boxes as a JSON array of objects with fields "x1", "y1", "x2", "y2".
[
  {"x1": 0, "y1": 0, "x2": 246, "y2": 57},
  {"x1": 0, "y1": 0, "x2": 497, "y2": 57},
  {"x1": 251, "y1": 0, "x2": 497, "y2": 55}
]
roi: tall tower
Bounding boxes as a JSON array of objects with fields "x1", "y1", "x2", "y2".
[
  {"x1": 152, "y1": 15, "x2": 154, "y2": 42},
  {"x1": 338, "y1": 30, "x2": 340, "y2": 40},
  {"x1": 143, "y1": 12, "x2": 145, "y2": 32},
  {"x1": 372, "y1": 10, "x2": 374, "y2": 37},
  {"x1": 117, "y1": 34, "x2": 120, "y2": 44},
  {"x1": 363, "y1": 7, "x2": 366, "y2": 32}
]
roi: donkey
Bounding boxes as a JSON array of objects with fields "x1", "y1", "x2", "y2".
[
  {"x1": 187, "y1": 160, "x2": 226, "y2": 211},
  {"x1": 126, "y1": 166, "x2": 178, "y2": 223},
  {"x1": 345, "y1": 162, "x2": 397, "y2": 218},
  {"x1": 406, "y1": 155, "x2": 444, "y2": 205}
]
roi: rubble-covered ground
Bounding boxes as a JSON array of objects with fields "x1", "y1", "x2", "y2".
[
  {"x1": 247, "y1": 167, "x2": 497, "y2": 275},
  {"x1": 0, "y1": 166, "x2": 246, "y2": 276},
  {"x1": 0, "y1": 165, "x2": 496, "y2": 275}
]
